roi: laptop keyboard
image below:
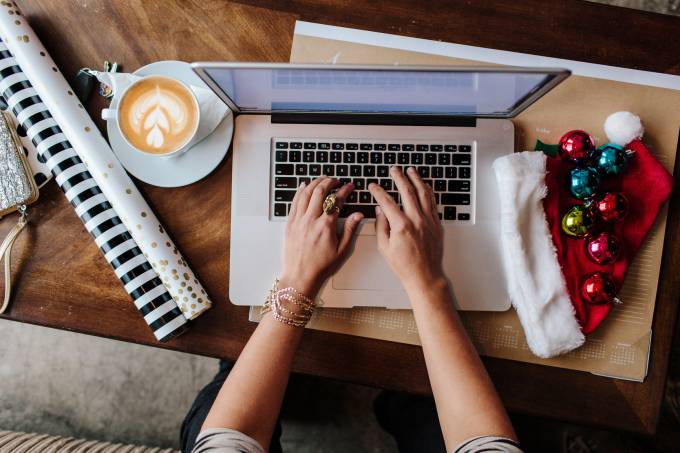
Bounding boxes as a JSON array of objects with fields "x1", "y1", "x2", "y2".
[{"x1": 270, "y1": 139, "x2": 474, "y2": 222}]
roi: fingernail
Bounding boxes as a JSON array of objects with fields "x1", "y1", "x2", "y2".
[
  {"x1": 353, "y1": 212, "x2": 363, "y2": 221},
  {"x1": 375, "y1": 206, "x2": 382, "y2": 215},
  {"x1": 408, "y1": 166, "x2": 415, "y2": 173},
  {"x1": 300, "y1": 182, "x2": 306, "y2": 188}
]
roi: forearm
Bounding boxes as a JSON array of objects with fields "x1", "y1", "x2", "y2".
[
  {"x1": 406, "y1": 278, "x2": 516, "y2": 450},
  {"x1": 201, "y1": 313, "x2": 303, "y2": 450}
]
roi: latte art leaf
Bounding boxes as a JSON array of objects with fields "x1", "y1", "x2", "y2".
[{"x1": 128, "y1": 84, "x2": 192, "y2": 149}]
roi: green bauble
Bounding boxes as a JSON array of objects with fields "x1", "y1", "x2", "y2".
[{"x1": 561, "y1": 205, "x2": 596, "y2": 238}]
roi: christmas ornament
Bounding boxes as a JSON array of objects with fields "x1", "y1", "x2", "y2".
[
  {"x1": 604, "y1": 111, "x2": 644, "y2": 147},
  {"x1": 580, "y1": 272, "x2": 618, "y2": 305},
  {"x1": 561, "y1": 205, "x2": 595, "y2": 238},
  {"x1": 592, "y1": 192, "x2": 629, "y2": 222},
  {"x1": 567, "y1": 167, "x2": 600, "y2": 199},
  {"x1": 558, "y1": 130, "x2": 595, "y2": 164},
  {"x1": 591, "y1": 144, "x2": 629, "y2": 176},
  {"x1": 585, "y1": 232, "x2": 622, "y2": 265}
]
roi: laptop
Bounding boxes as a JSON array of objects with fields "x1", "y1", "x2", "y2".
[{"x1": 192, "y1": 63, "x2": 570, "y2": 311}]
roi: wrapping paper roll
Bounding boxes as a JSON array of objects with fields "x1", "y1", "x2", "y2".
[
  {"x1": 0, "y1": 39, "x2": 187, "y2": 342},
  {"x1": 0, "y1": 4, "x2": 212, "y2": 319}
]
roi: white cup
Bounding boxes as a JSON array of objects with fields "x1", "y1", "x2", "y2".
[{"x1": 102, "y1": 75, "x2": 201, "y2": 159}]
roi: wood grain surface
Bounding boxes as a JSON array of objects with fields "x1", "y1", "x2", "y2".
[{"x1": 1, "y1": 0, "x2": 679, "y2": 436}]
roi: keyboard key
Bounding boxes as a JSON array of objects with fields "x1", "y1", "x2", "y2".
[
  {"x1": 343, "y1": 152, "x2": 356, "y2": 163},
  {"x1": 332, "y1": 143, "x2": 344, "y2": 150},
  {"x1": 398, "y1": 153, "x2": 409, "y2": 165},
  {"x1": 299, "y1": 177, "x2": 311, "y2": 185},
  {"x1": 319, "y1": 143, "x2": 330, "y2": 150},
  {"x1": 425, "y1": 153, "x2": 437, "y2": 165},
  {"x1": 358, "y1": 152, "x2": 369, "y2": 163},
  {"x1": 434, "y1": 180, "x2": 446, "y2": 192},
  {"x1": 412, "y1": 153, "x2": 423, "y2": 165},
  {"x1": 363, "y1": 166, "x2": 376, "y2": 177},
  {"x1": 366, "y1": 178, "x2": 378, "y2": 187},
  {"x1": 316, "y1": 151, "x2": 328, "y2": 163},
  {"x1": 458, "y1": 213, "x2": 471, "y2": 221},
  {"x1": 275, "y1": 190, "x2": 296, "y2": 202},
  {"x1": 387, "y1": 192, "x2": 399, "y2": 202},
  {"x1": 388, "y1": 144, "x2": 401, "y2": 151},
  {"x1": 438, "y1": 212, "x2": 443, "y2": 220},
  {"x1": 423, "y1": 179, "x2": 433, "y2": 188},
  {"x1": 431, "y1": 167, "x2": 443, "y2": 179},
  {"x1": 431, "y1": 144, "x2": 443, "y2": 152},
  {"x1": 275, "y1": 177, "x2": 297, "y2": 188},
  {"x1": 418, "y1": 167, "x2": 430, "y2": 178},
  {"x1": 290, "y1": 142, "x2": 302, "y2": 149},
  {"x1": 459, "y1": 145, "x2": 472, "y2": 153},
  {"x1": 445, "y1": 144, "x2": 457, "y2": 152},
  {"x1": 416, "y1": 144, "x2": 429, "y2": 151},
  {"x1": 402, "y1": 144, "x2": 414, "y2": 151},
  {"x1": 274, "y1": 203, "x2": 287, "y2": 216},
  {"x1": 330, "y1": 151, "x2": 342, "y2": 163},
  {"x1": 360, "y1": 143, "x2": 373, "y2": 150},
  {"x1": 295, "y1": 164, "x2": 307, "y2": 175},
  {"x1": 452, "y1": 155, "x2": 471, "y2": 165},
  {"x1": 339, "y1": 178, "x2": 351, "y2": 186},
  {"x1": 444, "y1": 206, "x2": 456, "y2": 220},
  {"x1": 304, "y1": 142, "x2": 317, "y2": 149},
  {"x1": 347, "y1": 192, "x2": 358, "y2": 203},
  {"x1": 438, "y1": 154, "x2": 450, "y2": 166},
  {"x1": 385, "y1": 153, "x2": 396, "y2": 164},
  {"x1": 380, "y1": 179, "x2": 393, "y2": 190},
  {"x1": 303, "y1": 151, "x2": 315, "y2": 162},
  {"x1": 359, "y1": 191, "x2": 372, "y2": 203},
  {"x1": 276, "y1": 142, "x2": 288, "y2": 149},
  {"x1": 370, "y1": 152, "x2": 383, "y2": 164},
  {"x1": 337, "y1": 165, "x2": 348, "y2": 176},
  {"x1": 459, "y1": 167, "x2": 471, "y2": 179},
  {"x1": 434, "y1": 193, "x2": 440, "y2": 204},
  {"x1": 441, "y1": 193, "x2": 470, "y2": 205},
  {"x1": 374, "y1": 144, "x2": 386, "y2": 151},
  {"x1": 350, "y1": 165, "x2": 362, "y2": 177},
  {"x1": 353, "y1": 178, "x2": 365, "y2": 190},
  {"x1": 275, "y1": 150, "x2": 287, "y2": 162},
  {"x1": 445, "y1": 167, "x2": 457, "y2": 179},
  {"x1": 275, "y1": 164, "x2": 294, "y2": 175},
  {"x1": 289, "y1": 151, "x2": 301, "y2": 162},
  {"x1": 448, "y1": 180, "x2": 470, "y2": 192},
  {"x1": 340, "y1": 204, "x2": 376, "y2": 219},
  {"x1": 377, "y1": 166, "x2": 389, "y2": 177},
  {"x1": 309, "y1": 164, "x2": 321, "y2": 176},
  {"x1": 346, "y1": 143, "x2": 358, "y2": 150},
  {"x1": 323, "y1": 165, "x2": 334, "y2": 176}
]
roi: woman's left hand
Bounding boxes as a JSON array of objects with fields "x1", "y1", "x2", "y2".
[{"x1": 280, "y1": 176, "x2": 364, "y2": 297}]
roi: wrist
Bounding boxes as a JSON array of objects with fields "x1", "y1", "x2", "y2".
[
  {"x1": 402, "y1": 274, "x2": 449, "y2": 300},
  {"x1": 278, "y1": 274, "x2": 321, "y2": 299}
]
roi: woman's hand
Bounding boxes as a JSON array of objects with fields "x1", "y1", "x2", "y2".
[
  {"x1": 368, "y1": 166, "x2": 445, "y2": 294},
  {"x1": 280, "y1": 176, "x2": 364, "y2": 297}
]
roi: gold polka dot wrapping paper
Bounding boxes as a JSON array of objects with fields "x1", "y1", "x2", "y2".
[{"x1": 0, "y1": 5, "x2": 212, "y2": 320}]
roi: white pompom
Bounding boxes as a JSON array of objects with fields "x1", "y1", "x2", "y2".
[{"x1": 604, "y1": 111, "x2": 644, "y2": 146}]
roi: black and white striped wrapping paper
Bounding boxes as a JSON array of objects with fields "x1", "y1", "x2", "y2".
[{"x1": 0, "y1": 39, "x2": 187, "y2": 342}]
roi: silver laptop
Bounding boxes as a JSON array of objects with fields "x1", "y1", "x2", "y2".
[{"x1": 192, "y1": 63, "x2": 569, "y2": 311}]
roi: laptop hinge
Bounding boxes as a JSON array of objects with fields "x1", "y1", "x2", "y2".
[{"x1": 271, "y1": 112, "x2": 477, "y2": 127}]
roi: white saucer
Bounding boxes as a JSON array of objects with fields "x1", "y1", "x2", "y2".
[{"x1": 105, "y1": 60, "x2": 233, "y2": 187}]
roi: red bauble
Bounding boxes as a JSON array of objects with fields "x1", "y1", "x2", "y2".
[
  {"x1": 585, "y1": 231, "x2": 622, "y2": 265},
  {"x1": 593, "y1": 192, "x2": 629, "y2": 222},
  {"x1": 558, "y1": 130, "x2": 596, "y2": 164},
  {"x1": 580, "y1": 272, "x2": 617, "y2": 305}
]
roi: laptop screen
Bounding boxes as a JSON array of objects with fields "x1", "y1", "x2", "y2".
[{"x1": 198, "y1": 65, "x2": 568, "y2": 117}]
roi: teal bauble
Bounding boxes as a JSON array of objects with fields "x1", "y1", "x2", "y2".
[
  {"x1": 567, "y1": 167, "x2": 600, "y2": 200},
  {"x1": 591, "y1": 143, "x2": 629, "y2": 176}
]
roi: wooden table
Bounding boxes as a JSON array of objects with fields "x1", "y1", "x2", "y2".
[{"x1": 3, "y1": 0, "x2": 679, "y2": 436}]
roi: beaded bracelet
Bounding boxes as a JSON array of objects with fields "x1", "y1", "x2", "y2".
[{"x1": 261, "y1": 278, "x2": 316, "y2": 327}]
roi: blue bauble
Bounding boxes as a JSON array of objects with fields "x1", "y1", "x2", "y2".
[
  {"x1": 567, "y1": 167, "x2": 600, "y2": 200},
  {"x1": 591, "y1": 143, "x2": 629, "y2": 176}
]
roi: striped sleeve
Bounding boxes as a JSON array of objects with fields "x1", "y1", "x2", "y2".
[
  {"x1": 191, "y1": 428, "x2": 265, "y2": 453},
  {"x1": 453, "y1": 435, "x2": 523, "y2": 453}
]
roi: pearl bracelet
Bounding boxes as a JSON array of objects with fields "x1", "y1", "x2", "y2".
[{"x1": 261, "y1": 278, "x2": 316, "y2": 327}]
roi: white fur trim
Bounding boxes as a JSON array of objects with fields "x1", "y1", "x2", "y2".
[
  {"x1": 604, "y1": 111, "x2": 644, "y2": 146},
  {"x1": 493, "y1": 152, "x2": 585, "y2": 358}
]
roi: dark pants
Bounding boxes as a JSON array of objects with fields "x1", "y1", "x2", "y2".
[{"x1": 180, "y1": 360, "x2": 446, "y2": 453}]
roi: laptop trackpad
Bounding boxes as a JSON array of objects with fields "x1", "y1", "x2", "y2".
[{"x1": 332, "y1": 235, "x2": 401, "y2": 290}]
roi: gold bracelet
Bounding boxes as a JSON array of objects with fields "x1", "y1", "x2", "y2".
[{"x1": 261, "y1": 278, "x2": 316, "y2": 327}]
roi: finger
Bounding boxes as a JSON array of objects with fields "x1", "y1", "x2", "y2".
[
  {"x1": 307, "y1": 177, "x2": 340, "y2": 218},
  {"x1": 368, "y1": 182, "x2": 403, "y2": 226},
  {"x1": 324, "y1": 182, "x2": 354, "y2": 222},
  {"x1": 337, "y1": 211, "x2": 364, "y2": 256},
  {"x1": 406, "y1": 166, "x2": 433, "y2": 217},
  {"x1": 295, "y1": 176, "x2": 326, "y2": 215},
  {"x1": 390, "y1": 166, "x2": 421, "y2": 217},
  {"x1": 374, "y1": 205, "x2": 390, "y2": 250},
  {"x1": 288, "y1": 180, "x2": 306, "y2": 219},
  {"x1": 428, "y1": 183, "x2": 440, "y2": 224}
]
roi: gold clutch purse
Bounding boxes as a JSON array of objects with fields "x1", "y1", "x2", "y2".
[{"x1": 0, "y1": 110, "x2": 39, "y2": 313}]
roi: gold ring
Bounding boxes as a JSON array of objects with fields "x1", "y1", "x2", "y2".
[{"x1": 323, "y1": 192, "x2": 340, "y2": 215}]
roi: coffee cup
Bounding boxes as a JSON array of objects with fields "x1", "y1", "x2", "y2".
[{"x1": 102, "y1": 75, "x2": 201, "y2": 158}]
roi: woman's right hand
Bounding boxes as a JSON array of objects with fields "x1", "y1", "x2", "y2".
[{"x1": 368, "y1": 166, "x2": 446, "y2": 294}]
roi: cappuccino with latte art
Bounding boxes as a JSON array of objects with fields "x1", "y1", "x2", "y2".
[{"x1": 118, "y1": 76, "x2": 199, "y2": 155}]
